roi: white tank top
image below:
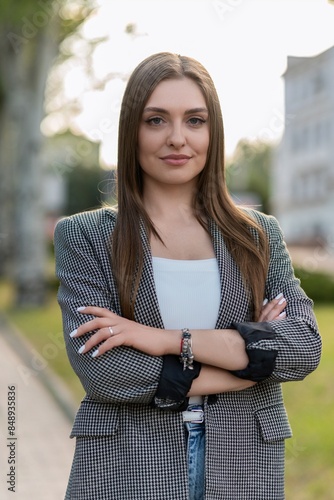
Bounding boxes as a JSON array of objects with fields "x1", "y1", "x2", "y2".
[{"x1": 152, "y1": 257, "x2": 221, "y2": 406}]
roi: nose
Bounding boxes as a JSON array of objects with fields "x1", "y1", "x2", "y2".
[{"x1": 167, "y1": 122, "x2": 186, "y2": 148}]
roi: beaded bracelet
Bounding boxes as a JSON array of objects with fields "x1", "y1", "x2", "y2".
[{"x1": 179, "y1": 328, "x2": 194, "y2": 371}]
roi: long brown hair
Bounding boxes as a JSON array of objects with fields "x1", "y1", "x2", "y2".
[{"x1": 112, "y1": 52, "x2": 269, "y2": 320}]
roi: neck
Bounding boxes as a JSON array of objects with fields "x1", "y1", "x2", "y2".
[{"x1": 143, "y1": 182, "x2": 198, "y2": 222}]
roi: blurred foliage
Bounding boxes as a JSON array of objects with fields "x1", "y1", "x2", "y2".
[
  {"x1": 0, "y1": 0, "x2": 38, "y2": 22},
  {"x1": 226, "y1": 139, "x2": 273, "y2": 213},
  {"x1": 0, "y1": 0, "x2": 96, "y2": 305},
  {"x1": 0, "y1": 75, "x2": 4, "y2": 107},
  {"x1": 125, "y1": 23, "x2": 136, "y2": 35},
  {"x1": 64, "y1": 164, "x2": 106, "y2": 215},
  {"x1": 0, "y1": 0, "x2": 93, "y2": 40},
  {"x1": 294, "y1": 266, "x2": 334, "y2": 303},
  {"x1": 42, "y1": 130, "x2": 116, "y2": 216}
]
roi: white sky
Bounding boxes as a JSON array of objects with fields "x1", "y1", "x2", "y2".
[{"x1": 55, "y1": 0, "x2": 334, "y2": 166}]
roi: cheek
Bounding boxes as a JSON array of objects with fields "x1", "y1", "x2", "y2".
[
  {"x1": 137, "y1": 131, "x2": 156, "y2": 158},
  {"x1": 137, "y1": 137, "x2": 158, "y2": 171},
  {"x1": 197, "y1": 132, "x2": 210, "y2": 156}
]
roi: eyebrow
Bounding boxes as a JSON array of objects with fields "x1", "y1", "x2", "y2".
[{"x1": 142, "y1": 106, "x2": 208, "y2": 115}]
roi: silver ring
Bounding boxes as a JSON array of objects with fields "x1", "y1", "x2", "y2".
[{"x1": 108, "y1": 327, "x2": 114, "y2": 336}]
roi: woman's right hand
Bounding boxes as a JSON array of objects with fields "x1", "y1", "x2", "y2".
[
  {"x1": 72, "y1": 306, "x2": 179, "y2": 358},
  {"x1": 259, "y1": 293, "x2": 286, "y2": 322}
]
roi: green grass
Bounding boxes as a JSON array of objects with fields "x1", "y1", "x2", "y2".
[
  {"x1": 283, "y1": 305, "x2": 334, "y2": 499},
  {"x1": 0, "y1": 281, "x2": 333, "y2": 498}
]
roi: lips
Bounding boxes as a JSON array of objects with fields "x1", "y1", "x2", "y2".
[
  {"x1": 160, "y1": 154, "x2": 191, "y2": 166},
  {"x1": 161, "y1": 154, "x2": 191, "y2": 160}
]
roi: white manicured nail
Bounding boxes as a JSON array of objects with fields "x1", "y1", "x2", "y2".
[
  {"x1": 278, "y1": 297, "x2": 286, "y2": 305},
  {"x1": 70, "y1": 329, "x2": 77, "y2": 338},
  {"x1": 77, "y1": 306, "x2": 86, "y2": 311},
  {"x1": 279, "y1": 311, "x2": 286, "y2": 317},
  {"x1": 78, "y1": 345, "x2": 85, "y2": 354},
  {"x1": 92, "y1": 349, "x2": 99, "y2": 358},
  {"x1": 262, "y1": 298, "x2": 268, "y2": 306},
  {"x1": 275, "y1": 293, "x2": 283, "y2": 300}
]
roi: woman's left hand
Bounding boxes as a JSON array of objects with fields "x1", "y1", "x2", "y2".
[
  {"x1": 70, "y1": 306, "x2": 177, "y2": 358},
  {"x1": 259, "y1": 293, "x2": 287, "y2": 322}
]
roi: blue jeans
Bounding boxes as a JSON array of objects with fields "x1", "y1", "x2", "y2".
[{"x1": 185, "y1": 421, "x2": 206, "y2": 500}]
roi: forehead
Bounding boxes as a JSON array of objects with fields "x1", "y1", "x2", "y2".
[{"x1": 144, "y1": 78, "x2": 206, "y2": 109}]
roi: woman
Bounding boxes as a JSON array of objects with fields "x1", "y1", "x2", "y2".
[{"x1": 54, "y1": 52, "x2": 321, "y2": 500}]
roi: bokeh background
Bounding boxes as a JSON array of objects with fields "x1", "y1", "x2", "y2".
[{"x1": 0, "y1": 1, "x2": 333, "y2": 498}]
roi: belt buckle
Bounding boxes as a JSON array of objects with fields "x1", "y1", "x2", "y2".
[{"x1": 183, "y1": 405, "x2": 204, "y2": 423}]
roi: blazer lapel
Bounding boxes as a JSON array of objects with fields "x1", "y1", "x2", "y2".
[
  {"x1": 134, "y1": 219, "x2": 165, "y2": 328},
  {"x1": 209, "y1": 219, "x2": 250, "y2": 328}
]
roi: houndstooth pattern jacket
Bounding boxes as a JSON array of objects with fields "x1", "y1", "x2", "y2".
[{"x1": 54, "y1": 207, "x2": 321, "y2": 500}]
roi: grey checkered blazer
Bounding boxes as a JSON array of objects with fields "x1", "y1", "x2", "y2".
[{"x1": 54, "y1": 207, "x2": 321, "y2": 500}]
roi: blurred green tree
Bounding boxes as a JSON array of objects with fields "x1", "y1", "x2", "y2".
[
  {"x1": 0, "y1": 0, "x2": 94, "y2": 306},
  {"x1": 42, "y1": 130, "x2": 112, "y2": 216},
  {"x1": 226, "y1": 139, "x2": 273, "y2": 214},
  {"x1": 65, "y1": 164, "x2": 106, "y2": 215}
]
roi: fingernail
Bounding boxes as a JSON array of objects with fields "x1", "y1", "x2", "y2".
[
  {"x1": 92, "y1": 349, "x2": 99, "y2": 358},
  {"x1": 77, "y1": 306, "x2": 86, "y2": 312},
  {"x1": 262, "y1": 298, "x2": 268, "y2": 306},
  {"x1": 78, "y1": 345, "x2": 85, "y2": 354},
  {"x1": 278, "y1": 297, "x2": 286, "y2": 305},
  {"x1": 70, "y1": 329, "x2": 77, "y2": 338},
  {"x1": 279, "y1": 311, "x2": 286, "y2": 317},
  {"x1": 275, "y1": 293, "x2": 283, "y2": 300}
]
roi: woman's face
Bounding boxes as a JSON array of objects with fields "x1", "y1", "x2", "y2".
[{"x1": 137, "y1": 77, "x2": 210, "y2": 191}]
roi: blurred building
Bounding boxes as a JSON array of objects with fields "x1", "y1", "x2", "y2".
[{"x1": 272, "y1": 45, "x2": 334, "y2": 249}]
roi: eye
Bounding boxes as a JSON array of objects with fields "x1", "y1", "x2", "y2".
[
  {"x1": 188, "y1": 117, "x2": 207, "y2": 126},
  {"x1": 145, "y1": 116, "x2": 164, "y2": 126}
]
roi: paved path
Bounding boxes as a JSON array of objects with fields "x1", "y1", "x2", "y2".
[{"x1": 0, "y1": 322, "x2": 76, "y2": 500}]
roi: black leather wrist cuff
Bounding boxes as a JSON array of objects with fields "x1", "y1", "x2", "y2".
[
  {"x1": 152, "y1": 355, "x2": 201, "y2": 411},
  {"x1": 230, "y1": 322, "x2": 278, "y2": 382}
]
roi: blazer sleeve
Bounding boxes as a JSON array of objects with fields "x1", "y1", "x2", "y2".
[
  {"x1": 248, "y1": 213, "x2": 322, "y2": 383},
  {"x1": 54, "y1": 214, "x2": 163, "y2": 405}
]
